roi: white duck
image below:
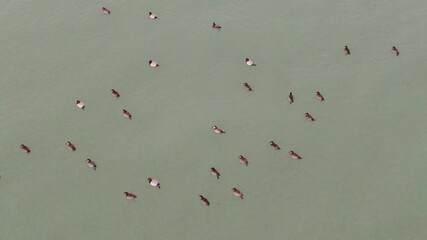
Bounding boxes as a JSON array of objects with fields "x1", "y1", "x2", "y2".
[
  {"x1": 149, "y1": 12, "x2": 158, "y2": 19},
  {"x1": 76, "y1": 100, "x2": 85, "y2": 110},
  {"x1": 86, "y1": 159, "x2": 97, "y2": 170},
  {"x1": 147, "y1": 178, "x2": 160, "y2": 188},
  {"x1": 149, "y1": 60, "x2": 159, "y2": 68},
  {"x1": 212, "y1": 125, "x2": 225, "y2": 134},
  {"x1": 245, "y1": 58, "x2": 256, "y2": 66}
]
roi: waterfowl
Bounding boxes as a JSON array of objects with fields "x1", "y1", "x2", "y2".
[
  {"x1": 102, "y1": 7, "x2": 111, "y2": 15},
  {"x1": 239, "y1": 155, "x2": 248, "y2": 166},
  {"x1": 305, "y1": 113, "x2": 315, "y2": 121},
  {"x1": 316, "y1": 91, "x2": 325, "y2": 101},
  {"x1": 66, "y1": 141, "x2": 76, "y2": 151},
  {"x1": 232, "y1": 188, "x2": 244, "y2": 199},
  {"x1": 212, "y1": 22, "x2": 221, "y2": 30},
  {"x1": 76, "y1": 100, "x2": 85, "y2": 110},
  {"x1": 86, "y1": 159, "x2": 97, "y2": 170},
  {"x1": 245, "y1": 58, "x2": 256, "y2": 66},
  {"x1": 124, "y1": 192, "x2": 137, "y2": 199},
  {"x1": 392, "y1": 46, "x2": 400, "y2": 56},
  {"x1": 243, "y1": 83, "x2": 252, "y2": 91},
  {"x1": 20, "y1": 144, "x2": 30, "y2": 153},
  {"x1": 288, "y1": 92, "x2": 294, "y2": 104},
  {"x1": 210, "y1": 167, "x2": 220, "y2": 179},
  {"x1": 149, "y1": 60, "x2": 159, "y2": 68},
  {"x1": 123, "y1": 109, "x2": 132, "y2": 119},
  {"x1": 199, "y1": 195, "x2": 210, "y2": 206},
  {"x1": 344, "y1": 45, "x2": 350, "y2": 55},
  {"x1": 111, "y1": 89, "x2": 120, "y2": 98},
  {"x1": 147, "y1": 178, "x2": 160, "y2": 188},
  {"x1": 212, "y1": 125, "x2": 225, "y2": 134},
  {"x1": 269, "y1": 141, "x2": 280, "y2": 150},
  {"x1": 289, "y1": 151, "x2": 302, "y2": 160},
  {"x1": 149, "y1": 12, "x2": 157, "y2": 19}
]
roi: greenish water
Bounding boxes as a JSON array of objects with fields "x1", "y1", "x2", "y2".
[{"x1": 1, "y1": 0, "x2": 427, "y2": 239}]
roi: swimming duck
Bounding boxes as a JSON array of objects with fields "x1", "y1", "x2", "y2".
[
  {"x1": 210, "y1": 167, "x2": 220, "y2": 179},
  {"x1": 66, "y1": 141, "x2": 76, "y2": 151},
  {"x1": 232, "y1": 188, "x2": 244, "y2": 199},
  {"x1": 124, "y1": 192, "x2": 137, "y2": 199},
  {"x1": 392, "y1": 46, "x2": 400, "y2": 56},
  {"x1": 123, "y1": 109, "x2": 132, "y2": 119},
  {"x1": 212, "y1": 22, "x2": 221, "y2": 30},
  {"x1": 289, "y1": 151, "x2": 302, "y2": 160},
  {"x1": 76, "y1": 100, "x2": 85, "y2": 110},
  {"x1": 102, "y1": 7, "x2": 111, "y2": 15},
  {"x1": 316, "y1": 91, "x2": 325, "y2": 101},
  {"x1": 245, "y1": 58, "x2": 256, "y2": 66},
  {"x1": 288, "y1": 92, "x2": 294, "y2": 104},
  {"x1": 305, "y1": 113, "x2": 315, "y2": 121},
  {"x1": 243, "y1": 83, "x2": 252, "y2": 91},
  {"x1": 147, "y1": 178, "x2": 161, "y2": 188},
  {"x1": 20, "y1": 144, "x2": 30, "y2": 153},
  {"x1": 149, "y1": 12, "x2": 158, "y2": 19},
  {"x1": 149, "y1": 60, "x2": 159, "y2": 68},
  {"x1": 199, "y1": 195, "x2": 210, "y2": 206},
  {"x1": 86, "y1": 159, "x2": 97, "y2": 170},
  {"x1": 212, "y1": 125, "x2": 225, "y2": 134},
  {"x1": 239, "y1": 155, "x2": 248, "y2": 166},
  {"x1": 269, "y1": 141, "x2": 280, "y2": 150},
  {"x1": 344, "y1": 45, "x2": 350, "y2": 55},
  {"x1": 111, "y1": 89, "x2": 120, "y2": 98}
]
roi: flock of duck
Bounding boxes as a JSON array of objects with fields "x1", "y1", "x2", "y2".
[{"x1": 18, "y1": 7, "x2": 401, "y2": 206}]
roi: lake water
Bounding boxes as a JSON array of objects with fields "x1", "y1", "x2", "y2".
[{"x1": 1, "y1": 0, "x2": 427, "y2": 239}]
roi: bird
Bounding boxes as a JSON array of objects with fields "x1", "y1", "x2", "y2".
[
  {"x1": 316, "y1": 91, "x2": 325, "y2": 101},
  {"x1": 288, "y1": 92, "x2": 294, "y2": 104},
  {"x1": 149, "y1": 12, "x2": 158, "y2": 19},
  {"x1": 245, "y1": 58, "x2": 256, "y2": 66},
  {"x1": 20, "y1": 144, "x2": 30, "y2": 153},
  {"x1": 102, "y1": 7, "x2": 111, "y2": 15},
  {"x1": 147, "y1": 178, "x2": 161, "y2": 188},
  {"x1": 269, "y1": 141, "x2": 280, "y2": 150},
  {"x1": 76, "y1": 100, "x2": 85, "y2": 110},
  {"x1": 305, "y1": 113, "x2": 315, "y2": 121},
  {"x1": 111, "y1": 89, "x2": 120, "y2": 98},
  {"x1": 212, "y1": 22, "x2": 221, "y2": 30},
  {"x1": 392, "y1": 46, "x2": 400, "y2": 56},
  {"x1": 239, "y1": 155, "x2": 249, "y2": 166},
  {"x1": 122, "y1": 109, "x2": 132, "y2": 119},
  {"x1": 199, "y1": 195, "x2": 210, "y2": 206},
  {"x1": 212, "y1": 125, "x2": 225, "y2": 134},
  {"x1": 86, "y1": 159, "x2": 97, "y2": 170},
  {"x1": 66, "y1": 141, "x2": 76, "y2": 151},
  {"x1": 243, "y1": 83, "x2": 253, "y2": 91},
  {"x1": 232, "y1": 188, "x2": 244, "y2": 199},
  {"x1": 210, "y1": 167, "x2": 220, "y2": 179},
  {"x1": 289, "y1": 151, "x2": 302, "y2": 160},
  {"x1": 124, "y1": 192, "x2": 137, "y2": 199},
  {"x1": 149, "y1": 60, "x2": 159, "y2": 68}
]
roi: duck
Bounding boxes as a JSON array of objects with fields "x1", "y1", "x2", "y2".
[
  {"x1": 289, "y1": 151, "x2": 302, "y2": 160},
  {"x1": 243, "y1": 83, "x2": 252, "y2": 91},
  {"x1": 123, "y1": 109, "x2": 132, "y2": 120},
  {"x1": 210, "y1": 167, "x2": 220, "y2": 179},
  {"x1": 124, "y1": 192, "x2": 137, "y2": 199},
  {"x1": 149, "y1": 60, "x2": 159, "y2": 68},
  {"x1": 288, "y1": 92, "x2": 294, "y2": 104},
  {"x1": 245, "y1": 58, "x2": 256, "y2": 66},
  {"x1": 239, "y1": 155, "x2": 248, "y2": 166},
  {"x1": 20, "y1": 144, "x2": 30, "y2": 153},
  {"x1": 392, "y1": 46, "x2": 400, "y2": 56},
  {"x1": 111, "y1": 89, "x2": 120, "y2": 98},
  {"x1": 212, "y1": 22, "x2": 221, "y2": 30},
  {"x1": 102, "y1": 7, "x2": 111, "y2": 15},
  {"x1": 344, "y1": 45, "x2": 350, "y2": 55},
  {"x1": 305, "y1": 113, "x2": 315, "y2": 121},
  {"x1": 316, "y1": 91, "x2": 325, "y2": 101},
  {"x1": 76, "y1": 100, "x2": 85, "y2": 110},
  {"x1": 199, "y1": 195, "x2": 210, "y2": 206},
  {"x1": 86, "y1": 159, "x2": 97, "y2": 170},
  {"x1": 147, "y1": 178, "x2": 161, "y2": 188},
  {"x1": 212, "y1": 125, "x2": 225, "y2": 134},
  {"x1": 149, "y1": 12, "x2": 158, "y2": 19},
  {"x1": 66, "y1": 141, "x2": 76, "y2": 151},
  {"x1": 232, "y1": 188, "x2": 244, "y2": 199},
  {"x1": 269, "y1": 141, "x2": 280, "y2": 150}
]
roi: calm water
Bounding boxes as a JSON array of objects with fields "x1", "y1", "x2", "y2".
[{"x1": 1, "y1": 0, "x2": 427, "y2": 239}]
